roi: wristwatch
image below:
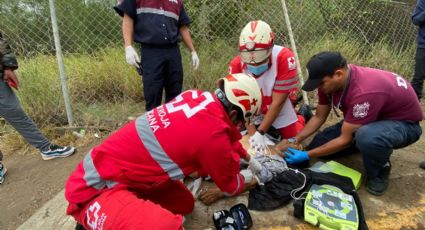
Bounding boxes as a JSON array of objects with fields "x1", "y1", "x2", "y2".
[
  {"x1": 257, "y1": 129, "x2": 265, "y2": 135},
  {"x1": 287, "y1": 137, "x2": 297, "y2": 144}
]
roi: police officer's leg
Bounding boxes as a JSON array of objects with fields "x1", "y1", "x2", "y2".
[
  {"x1": 411, "y1": 47, "x2": 425, "y2": 100},
  {"x1": 355, "y1": 120, "x2": 422, "y2": 179},
  {"x1": 74, "y1": 188, "x2": 184, "y2": 230},
  {"x1": 164, "y1": 46, "x2": 183, "y2": 103},
  {"x1": 141, "y1": 46, "x2": 167, "y2": 111},
  {"x1": 0, "y1": 81, "x2": 50, "y2": 151},
  {"x1": 306, "y1": 121, "x2": 358, "y2": 156}
]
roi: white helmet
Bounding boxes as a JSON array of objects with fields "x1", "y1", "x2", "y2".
[
  {"x1": 239, "y1": 20, "x2": 274, "y2": 64},
  {"x1": 216, "y1": 73, "x2": 262, "y2": 121}
]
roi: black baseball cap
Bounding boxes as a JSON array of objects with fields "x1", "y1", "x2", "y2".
[{"x1": 302, "y1": 51, "x2": 347, "y2": 91}]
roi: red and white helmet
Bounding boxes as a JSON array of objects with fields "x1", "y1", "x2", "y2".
[
  {"x1": 239, "y1": 20, "x2": 275, "y2": 64},
  {"x1": 217, "y1": 73, "x2": 262, "y2": 121}
]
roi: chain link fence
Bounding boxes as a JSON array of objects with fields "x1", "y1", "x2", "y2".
[{"x1": 0, "y1": 0, "x2": 419, "y2": 131}]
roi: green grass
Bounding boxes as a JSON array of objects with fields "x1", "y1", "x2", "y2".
[
  {"x1": 297, "y1": 33, "x2": 415, "y2": 79},
  {"x1": 14, "y1": 36, "x2": 415, "y2": 127},
  {"x1": 0, "y1": 35, "x2": 415, "y2": 154}
]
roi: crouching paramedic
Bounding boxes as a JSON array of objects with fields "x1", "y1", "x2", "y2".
[
  {"x1": 229, "y1": 20, "x2": 305, "y2": 153},
  {"x1": 65, "y1": 73, "x2": 263, "y2": 229}
]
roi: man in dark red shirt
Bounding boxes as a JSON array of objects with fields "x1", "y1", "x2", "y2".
[{"x1": 279, "y1": 52, "x2": 423, "y2": 196}]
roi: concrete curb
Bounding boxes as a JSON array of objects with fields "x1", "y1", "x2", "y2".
[{"x1": 17, "y1": 189, "x2": 75, "y2": 230}]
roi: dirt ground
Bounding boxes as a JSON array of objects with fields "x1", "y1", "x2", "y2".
[
  {"x1": 0, "y1": 139, "x2": 101, "y2": 230},
  {"x1": 1, "y1": 114, "x2": 425, "y2": 229},
  {"x1": 184, "y1": 132, "x2": 425, "y2": 230}
]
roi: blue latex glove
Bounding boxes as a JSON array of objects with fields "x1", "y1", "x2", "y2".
[{"x1": 284, "y1": 147, "x2": 310, "y2": 164}]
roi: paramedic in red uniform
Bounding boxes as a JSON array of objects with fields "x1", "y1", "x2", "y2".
[
  {"x1": 65, "y1": 73, "x2": 263, "y2": 230},
  {"x1": 281, "y1": 51, "x2": 423, "y2": 196},
  {"x1": 114, "y1": 0, "x2": 199, "y2": 111},
  {"x1": 228, "y1": 20, "x2": 305, "y2": 153}
]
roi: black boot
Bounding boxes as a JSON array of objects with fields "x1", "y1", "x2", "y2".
[
  {"x1": 75, "y1": 223, "x2": 86, "y2": 230},
  {"x1": 366, "y1": 162, "x2": 391, "y2": 196},
  {"x1": 420, "y1": 161, "x2": 425, "y2": 170}
]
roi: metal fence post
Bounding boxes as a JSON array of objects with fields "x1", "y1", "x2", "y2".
[
  {"x1": 280, "y1": 0, "x2": 309, "y2": 105},
  {"x1": 48, "y1": 0, "x2": 74, "y2": 126}
]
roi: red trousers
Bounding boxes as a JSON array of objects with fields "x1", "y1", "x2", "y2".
[
  {"x1": 70, "y1": 180, "x2": 194, "y2": 230},
  {"x1": 278, "y1": 114, "x2": 305, "y2": 139}
]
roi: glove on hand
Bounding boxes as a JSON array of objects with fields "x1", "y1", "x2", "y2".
[
  {"x1": 249, "y1": 131, "x2": 267, "y2": 155},
  {"x1": 284, "y1": 147, "x2": 310, "y2": 165},
  {"x1": 240, "y1": 169, "x2": 253, "y2": 183},
  {"x1": 125, "y1": 46, "x2": 140, "y2": 68},
  {"x1": 248, "y1": 157, "x2": 262, "y2": 174},
  {"x1": 191, "y1": 51, "x2": 200, "y2": 70}
]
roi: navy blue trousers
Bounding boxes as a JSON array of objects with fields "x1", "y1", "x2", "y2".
[
  {"x1": 307, "y1": 120, "x2": 422, "y2": 178},
  {"x1": 411, "y1": 47, "x2": 425, "y2": 99},
  {"x1": 140, "y1": 45, "x2": 183, "y2": 111}
]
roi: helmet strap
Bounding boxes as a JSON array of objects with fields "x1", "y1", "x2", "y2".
[
  {"x1": 215, "y1": 88, "x2": 232, "y2": 112},
  {"x1": 215, "y1": 88, "x2": 244, "y2": 123}
]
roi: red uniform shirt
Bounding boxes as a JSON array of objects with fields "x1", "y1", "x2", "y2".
[
  {"x1": 229, "y1": 46, "x2": 299, "y2": 128},
  {"x1": 318, "y1": 64, "x2": 423, "y2": 124},
  {"x1": 65, "y1": 90, "x2": 247, "y2": 209},
  {"x1": 229, "y1": 46, "x2": 298, "y2": 93}
]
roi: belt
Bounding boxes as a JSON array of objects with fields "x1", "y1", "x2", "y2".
[{"x1": 140, "y1": 42, "x2": 178, "y2": 49}]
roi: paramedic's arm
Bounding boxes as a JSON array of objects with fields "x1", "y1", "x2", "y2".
[
  {"x1": 197, "y1": 134, "x2": 255, "y2": 204},
  {"x1": 198, "y1": 133, "x2": 246, "y2": 195},
  {"x1": 257, "y1": 91, "x2": 288, "y2": 133},
  {"x1": 199, "y1": 176, "x2": 257, "y2": 205},
  {"x1": 199, "y1": 154, "x2": 257, "y2": 206},
  {"x1": 258, "y1": 49, "x2": 298, "y2": 133}
]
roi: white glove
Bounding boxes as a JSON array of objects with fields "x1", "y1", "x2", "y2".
[
  {"x1": 248, "y1": 157, "x2": 262, "y2": 174},
  {"x1": 125, "y1": 46, "x2": 140, "y2": 68},
  {"x1": 240, "y1": 169, "x2": 253, "y2": 183},
  {"x1": 249, "y1": 131, "x2": 267, "y2": 155},
  {"x1": 191, "y1": 51, "x2": 200, "y2": 70}
]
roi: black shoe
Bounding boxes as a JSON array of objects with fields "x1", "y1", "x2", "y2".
[
  {"x1": 75, "y1": 223, "x2": 86, "y2": 230},
  {"x1": 0, "y1": 163, "x2": 7, "y2": 184},
  {"x1": 366, "y1": 162, "x2": 391, "y2": 196},
  {"x1": 420, "y1": 161, "x2": 425, "y2": 170},
  {"x1": 366, "y1": 177, "x2": 388, "y2": 196},
  {"x1": 298, "y1": 104, "x2": 313, "y2": 123}
]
